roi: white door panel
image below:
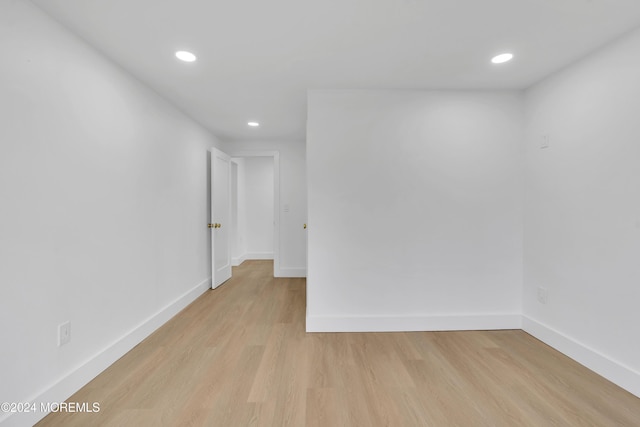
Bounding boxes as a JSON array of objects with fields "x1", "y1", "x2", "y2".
[{"x1": 211, "y1": 148, "x2": 232, "y2": 288}]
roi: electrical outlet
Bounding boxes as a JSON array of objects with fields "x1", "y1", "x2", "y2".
[
  {"x1": 540, "y1": 134, "x2": 550, "y2": 149},
  {"x1": 537, "y1": 287, "x2": 548, "y2": 305},
  {"x1": 58, "y1": 321, "x2": 71, "y2": 346}
]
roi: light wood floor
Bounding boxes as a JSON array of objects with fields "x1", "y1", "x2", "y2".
[{"x1": 37, "y1": 260, "x2": 640, "y2": 426}]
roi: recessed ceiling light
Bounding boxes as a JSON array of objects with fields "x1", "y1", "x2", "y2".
[
  {"x1": 175, "y1": 51, "x2": 197, "y2": 62},
  {"x1": 491, "y1": 53, "x2": 513, "y2": 64},
  {"x1": 247, "y1": 122, "x2": 260, "y2": 127}
]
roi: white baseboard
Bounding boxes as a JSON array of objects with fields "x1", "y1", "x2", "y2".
[
  {"x1": 522, "y1": 316, "x2": 640, "y2": 399},
  {"x1": 231, "y1": 254, "x2": 246, "y2": 266},
  {"x1": 233, "y1": 253, "x2": 276, "y2": 267},
  {"x1": 1, "y1": 277, "x2": 212, "y2": 427},
  {"x1": 275, "y1": 267, "x2": 307, "y2": 278},
  {"x1": 243, "y1": 252, "x2": 274, "y2": 260},
  {"x1": 306, "y1": 313, "x2": 522, "y2": 333}
]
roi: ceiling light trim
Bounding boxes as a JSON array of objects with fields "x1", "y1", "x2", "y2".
[
  {"x1": 175, "y1": 50, "x2": 197, "y2": 62},
  {"x1": 491, "y1": 53, "x2": 514, "y2": 64}
]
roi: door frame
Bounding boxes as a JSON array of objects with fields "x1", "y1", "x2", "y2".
[{"x1": 225, "y1": 150, "x2": 281, "y2": 277}]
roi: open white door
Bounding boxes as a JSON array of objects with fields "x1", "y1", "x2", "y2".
[{"x1": 210, "y1": 147, "x2": 232, "y2": 288}]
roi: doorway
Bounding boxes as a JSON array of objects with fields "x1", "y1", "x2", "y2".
[
  {"x1": 230, "y1": 156, "x2": 275, "y2": 264},
  {"x1": 226, "y1": 150, "x2": 280, "y2": 277}
]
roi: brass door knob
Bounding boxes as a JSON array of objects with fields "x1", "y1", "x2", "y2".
[
  {"x1": 303, "y1": 223, "x2": 307, "y2": 229},
  {"x1": 216, "y1": 223, "x2": 222, "y2": 228},
  {"x1": 208, "y1": 223, "x2": 215, "y2": 229},
  {"x1": 208, "y1": 223, "x2": 222, "y2": 229}
]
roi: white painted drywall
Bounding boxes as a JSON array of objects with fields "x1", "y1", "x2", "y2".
[
  {"x1": 243, "y1": 157, "x2": 274, "y2": 259},
  {"x1": 306, "y1": 90, "x2": 524, "y2": 331},
  {"x1": 230, "y1": 158, "x2": 247, "y2": 264},
  {"x1": 0, "y1": 1, "x2": 221, "y2": 425},
  {"x1": 523, "y1": 27, "x2": 640, "y2": 396},
  {"x1": 224, "y1": 141, "x2": 307, "y2": 277}
]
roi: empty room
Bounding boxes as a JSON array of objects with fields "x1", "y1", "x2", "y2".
[{"x1": 2, "y1": 0, "x2": 640, "y2": 426}]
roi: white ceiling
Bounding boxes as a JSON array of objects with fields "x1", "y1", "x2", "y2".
[{"x1": 31, "y1": 0, "x2": 640, "y2": 142}]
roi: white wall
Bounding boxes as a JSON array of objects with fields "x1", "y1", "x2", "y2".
[
  {"x1": 0, "y1": 1, "x2": 221, "y2": 425},
  {"x1": 224, "y1": 141, "x2": 307, "y2": 277},
  {"x1": 243, "y1": 157, "x2": 275, "y2": 259},
  {"x1": 230, "y1": 158, "x2": 247, "y2": 264},
  {"x1": 523, "y1": 27, "x2": 640, "y2": 397},
  {"x1": 307, "y1": 90, "x2": 524, "y2": 332}
]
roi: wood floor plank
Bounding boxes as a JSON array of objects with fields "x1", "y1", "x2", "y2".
[
  {"x1": 306, "y1": 388, "x2": 343, "y2": 427},
  {"x1": 36, "y1": 260, "x2": 640, "y2": 426}
]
